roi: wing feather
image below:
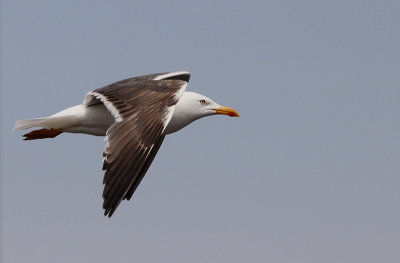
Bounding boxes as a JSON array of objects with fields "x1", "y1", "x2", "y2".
[{"x1": 83, "y1": 72, "x2": 189, "y2": 217}]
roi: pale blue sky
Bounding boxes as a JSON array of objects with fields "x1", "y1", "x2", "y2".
[{"x1": 2, "y1": 1, "x2": 400, "y2": 262}]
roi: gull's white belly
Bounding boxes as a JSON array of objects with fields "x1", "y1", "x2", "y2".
[{"x1": 52, "y1": 104, "x2": 115, "y2": 136}]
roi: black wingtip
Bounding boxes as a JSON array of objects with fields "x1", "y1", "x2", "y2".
[
  {"x1": 103, "y1": 208, "x2": 115, "y2": 218},
  {"x1": 104, "y1": 208, "x2": 112, "y2": 217},
  {"x1": 162, "y1": 72, "x2": 191, "y2": 83}
]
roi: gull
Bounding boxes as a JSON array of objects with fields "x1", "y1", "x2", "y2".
[{"x1": 14, "y1": 71, "x2": 239, "y2": 217}]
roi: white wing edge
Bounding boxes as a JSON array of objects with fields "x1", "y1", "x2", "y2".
[
  {"x1": 153, "y1": 71, "x2": 190, "y2": 81},
  {"x1": 83, "y1": 91, "x2": 123, "y2": 122},
  {"x1": 162, "y1": 81, "x2": 187, "y2": 133}
]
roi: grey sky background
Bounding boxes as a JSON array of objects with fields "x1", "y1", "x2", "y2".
[{"x1": 1, "y1": 1, "x2": 400, "y2": 262}]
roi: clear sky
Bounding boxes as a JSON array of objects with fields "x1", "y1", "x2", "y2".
[{"x1": 1, "y1": 1, "x2": 400, "y2": 262}]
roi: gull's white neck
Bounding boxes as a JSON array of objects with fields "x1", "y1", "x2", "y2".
[{"x1": 164, "y1": 92, "x2": 216, "y2": 134}]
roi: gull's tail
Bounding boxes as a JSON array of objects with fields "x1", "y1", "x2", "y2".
[
  {"x1": 14, "y1": 118, "x2": 50, "y2": 131},
  {"x1": 14, "y1": 117, "x2": 65, "y2": 140}
]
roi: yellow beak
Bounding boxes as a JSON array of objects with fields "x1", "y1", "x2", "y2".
[{"x1": 213, "y1": 106, "x2": 240, "y2": 117}]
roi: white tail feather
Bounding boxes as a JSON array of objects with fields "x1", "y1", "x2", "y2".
[
  {"x1": 13, "y1": 118, "x2": 49, "y2": 131},
  {"x1": 13, "y1": 116, "x2": 75, "y2": 131}
]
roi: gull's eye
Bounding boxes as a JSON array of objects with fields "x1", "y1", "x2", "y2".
[{"x1": 199, "y1": 99, "x2": 206, "y2": 105}]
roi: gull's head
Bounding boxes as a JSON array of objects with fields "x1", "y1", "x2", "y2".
[
  {"x1": 178, "y1": 91, "x2": 239, "y2": 118},
  {"x1": 165, "y1": 92, "x2": 239, "y2": 134}
]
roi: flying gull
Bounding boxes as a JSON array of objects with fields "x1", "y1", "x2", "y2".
[{"x1": 14, "y1": 71, "x2": 239, "y2": 217}]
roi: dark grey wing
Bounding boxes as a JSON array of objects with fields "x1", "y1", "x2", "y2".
[
  {"x1": 85, "y1": 79, "x2": 188, "y2": 217},
  {"x1": 83, "y1": 71, "x2": 190, "y2": 107}
]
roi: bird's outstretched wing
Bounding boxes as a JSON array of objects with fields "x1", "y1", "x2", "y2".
[{"x1": 83, "y1": 71, "x2": 190, "y2": 217}]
